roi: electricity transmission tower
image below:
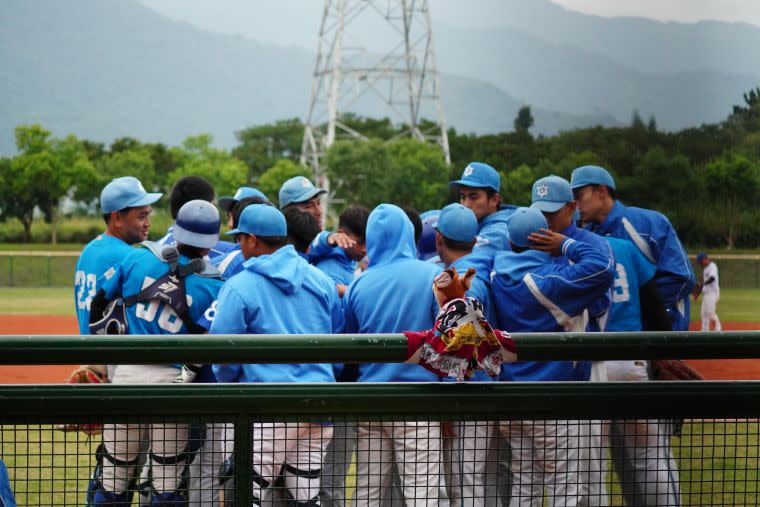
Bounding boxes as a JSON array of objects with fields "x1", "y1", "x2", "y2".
[{"x1": 301, "y1": 0, "x2": 450, "y2": 210}]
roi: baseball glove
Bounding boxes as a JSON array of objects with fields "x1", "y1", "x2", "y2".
[
  {"x1": 650, "y1": 359, "x2": 704, "y2": 381},
  {"x1": 692, "y1": 282, "x2": 703, "y2": 300},
  {"x1": 56, "y1": 366, "x2": 107, "y2": 436}
]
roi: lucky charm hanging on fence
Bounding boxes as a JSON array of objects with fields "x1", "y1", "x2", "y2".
[{"x1": 404, "y1": 267, "x2": 517, "y2": 380}]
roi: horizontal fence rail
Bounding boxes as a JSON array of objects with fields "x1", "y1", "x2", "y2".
[
  {"x1": 1, "y1": 331, "x2": 760, "y2": 363},
  {"x1": 2, "y1": 382, "x2": 760, "y2": 420}
]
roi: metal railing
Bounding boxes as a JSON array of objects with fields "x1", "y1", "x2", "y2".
[{"x1": 1, "y1": 331, "x2": 760, "y2": 505}]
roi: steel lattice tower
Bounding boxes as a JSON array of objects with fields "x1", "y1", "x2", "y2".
[{"x1": 301, "y1": 0, "x2": 451, "y2": 211}]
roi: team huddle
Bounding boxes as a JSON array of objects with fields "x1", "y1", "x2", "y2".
[{"x1": 74, "y1": 162, "x2": 698, "y2": 506}]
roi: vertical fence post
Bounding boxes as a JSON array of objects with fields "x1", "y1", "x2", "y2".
[
  {"x1": 8, "y1": 254, "x2": 14, "y2": 287},
  {"x1": 234, "y1": 414, "x2": 253, "y2": 505},
  {"x1": 47, "y1": 253, "x2": 52, "y2": 287}
]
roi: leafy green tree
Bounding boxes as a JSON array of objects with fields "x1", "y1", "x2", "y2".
[
  {"x1": 257, "y1": 159, "x2": 311, "y2": 205},
  {"x1": 502, "y1": 164, "x2": 535, "y2": 206},
  {"x1": 12, "y1": 125, "x2": 96, "y2": 243},
  {"x1": 704, "y1": 152, "x2": 760, "y2": 249},
  {"x1": 233, "y1": 118, "x2": 304, "y2": 180},
  {"x1": 169, "y1": 134, "x2": 248, "y2": 198},
  {"x1": 0, "y1": 156, "x2": 37, "y2": 241},
  {"x1": 514, "y1": 106, "x2": 534, "y2": 134}
]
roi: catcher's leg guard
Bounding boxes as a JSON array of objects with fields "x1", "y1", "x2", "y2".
[
  {"x1": 87, "y1": 443, "x2": 141, "y2": 507},
  {"x1": 151, "y1": 490, "x2": 187, "y2": 506},
  {"x1": 143, "y1": 449, "x2": 193, "y2": 505}
]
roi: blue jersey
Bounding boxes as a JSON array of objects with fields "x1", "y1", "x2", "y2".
[
  {"x1": 74, "y1": 234, "x2": 135, "y2": 334},
  {"x1": 212, "y1": 245, "x2": 245, "y2": 280},
  {"x1": 102, "y1": 247, "x2": 223, "y2": 336},
  {"x1": 309, "y1": 231, "x2": 357, "y2": 286},
  {"x1": 449, "y1": 254, "x2": 496, "y2": 325},
  {"x1": 587, "y1": 201, "x2": 695, "y2": 330},
  {"x1": 492, "y1": 238, "x2": 615, "y2": 381},
  {"x1": 210, "y1": 244, "x2": 342, "y2": 384},
  {"x1": 473, "y1": 205, "x2": 518, "y2": 260},
  {"x1": 343, "y1": 204, "x2": 442, "y2": 383},
  {"x1": 560, "y1": 222, "x2": 614, "y2": 330},
  {"x1": 604, "y1": 237, "x2": 657, "y2": 332},
  {"x1": 157, "y1": 226, "x2": 237, "y2": 262}
]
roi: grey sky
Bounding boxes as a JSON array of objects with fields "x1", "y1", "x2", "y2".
[{"x1": 553, "y1": 0, "x2": 760, "y2": 26}]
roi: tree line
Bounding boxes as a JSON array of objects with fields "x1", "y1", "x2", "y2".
[{"x1": 2, "y1": 88, "x2": 759, "y2": 248}]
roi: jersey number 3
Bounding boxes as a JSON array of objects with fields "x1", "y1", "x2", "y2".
[{"x1": 612, "y1": 263, "x2": 631, "y2": 303}]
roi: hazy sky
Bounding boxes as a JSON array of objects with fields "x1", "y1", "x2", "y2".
[{"x1": 553, "y1": 0, "x2": 760, "y2": 26}]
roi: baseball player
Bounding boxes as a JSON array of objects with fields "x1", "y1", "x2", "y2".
[
  {"x1": 531, "y1": 175, "x2": 615, "y2": 506},
  {"x1": 603, "y1": 236, "x2": 682, "y2": 506},
  {"x1": 417, "y1": 211, "x2": 442, "y2": 262},
  {"x1": 217, "y1": 186, "x2": 271, "y2": 227},
  {"x1": 450, "y1": 162, "x2": 518, "y2": 263},
  {"x1": 283, "y1": 205, "x2": 322, "y2": 258},
  {"x1": 571, "y1": 165, "x2": 696, "y2": 331},
  {"x1": 492, "y1": 207, "x2": 615, "y2": 507},
  {"x1": 210, "y1": 204, "x2": 342, "y2": 506},
  {"x1": 86, "y1": 200, "x2": 224, "y2": 506},
  {"x1": 155, "y1": 176, "x2": 237, "y2": 261},
  {"x1": 278, "y1": 175, "x2": 327, "y2": 229},
  {"x1": 343, "y1": 204, "x2": 448, "y2": 507},
  {"x1": 309, "y1": 206, "x2": 370, "y2": 290},
  {"x1": 696, "y1": 252, "x2": 721, "y2": 331},
  {"x1": 75, "y1": 177, "x2": 162, "y2": 337},
  {"x1": 212, "y1": 196, "x2": 270, "y2": 280},
  {"x1": 434, "y1": 203, "x2": 497, "y2": 507}
]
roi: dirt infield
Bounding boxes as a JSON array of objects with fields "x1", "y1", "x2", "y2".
[{"x1": 0, "y1": 316, "x2": 758, "y2": 383}]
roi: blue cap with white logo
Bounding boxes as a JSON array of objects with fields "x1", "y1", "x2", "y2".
[
  {"x1": 218, "y1": 187, "x2": 270, "y2": 212},
  {"x1": 278, "y1": 176, "x2": 326, "y2": 209},
  {"x1": 696, "y1": 252, "x2": 707, "y2": 263},
  {"x1": 449, "y1": 162, "x2": 500, "y2": 193},
  {"x1": 100, "y1": 176, "x2": 162, "y2": 213},
  {"x1": 508, "y1": 207, "x2": 548, "y2": 249},
  {"x1": 173, "y1": 200, "x2": 221, "y2": 249},
  {"x1": 531, "y1": 175, "x2": 574, "y2": 213},
  {"x1": 435, "y1": 203, "x2": 478, "y2": 243},
  {"x1": 227, "y1": 204, "x2": 287, "y2": 237},
  {"x1": 570, "y1": 165, "x2": 616, "y2": 190}
]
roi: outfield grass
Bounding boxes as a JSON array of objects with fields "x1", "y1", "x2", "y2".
[
  {"x1": 1, "y1": 287, "x2": 759, "y2": 323},
  {"x1": 1, "y1": 422, "x2": 757, "y2": 505}
]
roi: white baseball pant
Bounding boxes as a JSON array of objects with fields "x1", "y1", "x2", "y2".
[
  {"x1": 577, "y1": 361, "x2": 609, "y2": 507},
  {"x1": 352, "y1": 420, "x2": 449, "y2": 507},
  {"x1": 443, "y1": 420, "x2": 495, "y2": 507},
  {"x1": 606, "y1": 360, "x2": 682, "y2": 506},
  {"x1": 700, "y1": 292, "x2": 721, "y2": 331}
]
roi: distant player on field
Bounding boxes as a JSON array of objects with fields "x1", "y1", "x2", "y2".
[{"x1": 695, "y1": 252, "x2": 721, "y2": 331}]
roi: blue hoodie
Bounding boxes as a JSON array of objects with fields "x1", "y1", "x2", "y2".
[
  {"x1": 559, "y1": 222, "x2": 614, "y2": 330},
  {"x1": 309, "y1": 231, "x2": 357, "y2": 286},
  {"x1": 343, "y1": 204, "x2": 442, "y2": 382},
  {"x1": 492, "y1": 238, "x2": 614, "y2": 381},
  {"x1": 586, "y1": 201, "x2": 696, "y2": 331},
  {"x1": 474, "y1": 205, "x2": 518, "y2": 258},
  {"x1": 210, "y1": 244, "x2": 342, "y2": 383}
]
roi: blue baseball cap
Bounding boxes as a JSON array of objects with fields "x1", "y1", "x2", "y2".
[
  {"x1": 173, "y1": 200, "x2": 221, "y2": 249},
  {"x1": 417, "y1": 212, "x2": 440, "y2": 261},
  {"x1": 218, "y1": 187, "x2": 270, "y2": 212},
  {"x1": 100, "y1": 176, "x2": 162, "y2": 213},
  {"x1": 449, "y1": 162, "x2": 500, "y2": 193},
  {"x1": 696, "y1": 252, "x2": 707, "y2": 263},
  {"x1": 227, "y1": 204, "x2": 287, "y2": 237},
  {"x1": 278, "y1": 176, "x2": 326, "y2": 209},
  {"x1": 531, "y1": 175, "x2": 574, "y2": 213},
  {"x1": 570, "y1": 165, "x2": 616, "y2": 190},
  {"x1": 508, "y1": 207, "x2": 548, "y2": 249},
  {"x1": 435, "y1": 203, "x2": 478, "y2": 243}
]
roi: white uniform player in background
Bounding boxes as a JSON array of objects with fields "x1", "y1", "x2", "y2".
[{"x1": 696, "y1": 252, "x2": 721, "y2": 331}]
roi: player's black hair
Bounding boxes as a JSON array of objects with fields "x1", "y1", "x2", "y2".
[
  {"x1": 102, "y1": 207, "x2": 136, "y2": 225},
  {"x1": 402, "y1": 206, "x2": 423, "y2": 245},
  {"x1": 510, "y1": 242, "x2": 529, "y2": 254},
  {"x1": 283, "y1": 206, "x2": 320, "y2": 254},
  {"x1": 176, "y1": 244, "x2": 207, "y2": 260},
  {"x1": 442, "y1": 235, "x2": 476, "y2": 252},
  {"x1": 169, "y1": 176, "x2": 215, "y2": 219},
  {"x1": 338, "y1": 206, "x2": 370, "y2": 243},
  {"x1": 231, "y1": 196, "x2": 269, "y2": 228},
  {"x1": 257, "y1": 235, "x2": 289, "y2": 248}
]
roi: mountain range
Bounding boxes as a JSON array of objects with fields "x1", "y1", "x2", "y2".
[{"x1": 1, "y1": 0, "x2": 758, "y2": 155}]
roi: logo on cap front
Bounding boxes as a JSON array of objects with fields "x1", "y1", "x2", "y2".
[
  {"x1": 536, "y1": 185, "x2": 549, "y2": 198},
  {"x1": 136, "y1": 181, "x2": 146, "y2": 193},
  {"x1": 300, "y1": 177, "x2": 311, "y2": 188},
  {"x1": 463, "y1": 165, "x2": 474, "y2": 177}
]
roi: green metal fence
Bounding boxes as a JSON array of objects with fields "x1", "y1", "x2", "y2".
[{"x1": 1, "y1": 331, "x2": 760, "y2": 505}]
